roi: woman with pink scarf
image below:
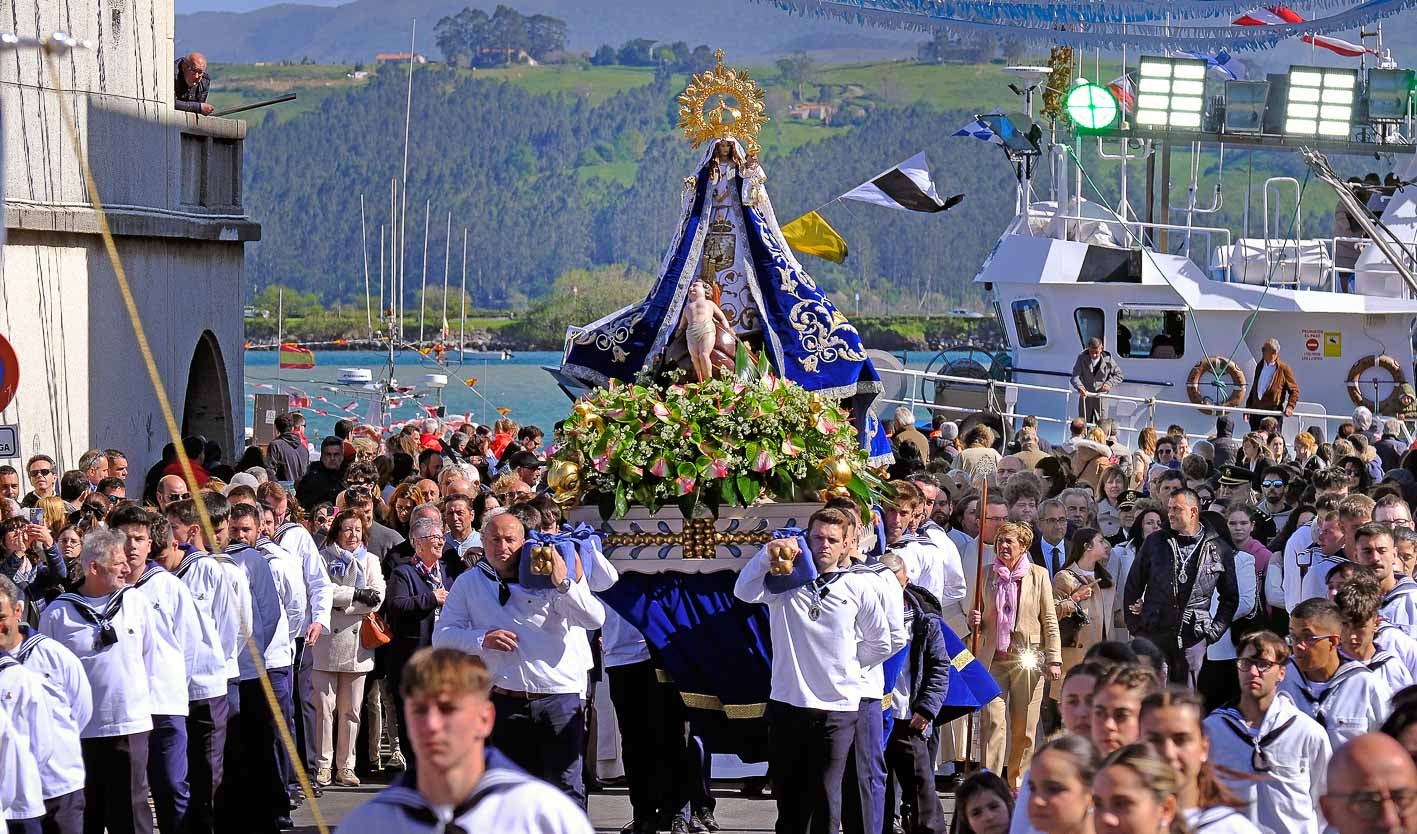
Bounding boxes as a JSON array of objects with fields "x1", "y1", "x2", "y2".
[{"x1": 969, "y1": 520, "x2": 1062, "y2": 789}]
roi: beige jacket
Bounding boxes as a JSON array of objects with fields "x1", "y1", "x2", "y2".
[
  {"x1": 977, "y1": 560, "x2": 1062, "y2": 666},
  {"x1": 311, "y1": 546, "x2": 386, "y2": 674}
]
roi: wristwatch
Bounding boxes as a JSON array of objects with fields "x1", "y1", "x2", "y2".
[{"x1": 556, "y1": 576, "x2": 573, "y2": 594}]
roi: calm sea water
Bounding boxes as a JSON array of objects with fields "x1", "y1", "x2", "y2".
[{"x1": 242, "y1": 348, "x2": 987, "y2": 440}]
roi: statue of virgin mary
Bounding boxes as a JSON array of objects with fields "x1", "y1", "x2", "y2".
[{"x1": 558, "y1": 75, "x2": 891, "y2": 461}]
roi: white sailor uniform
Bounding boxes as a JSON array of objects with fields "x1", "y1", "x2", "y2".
[
  {"x1": 1203, "y1": 692, "x2": 1331, "y2": 834},
  {"x1": 1276, "y1": 657, "x2": 1391, "y2": 749}
]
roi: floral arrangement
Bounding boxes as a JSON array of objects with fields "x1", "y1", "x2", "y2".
[{"x1": 550, "y1": 347, "x2": 885, "y2": 519}]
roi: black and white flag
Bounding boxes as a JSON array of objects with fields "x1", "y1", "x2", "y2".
[{"x1": 839, "y1": 152, "x2": 963, "y2": 213}]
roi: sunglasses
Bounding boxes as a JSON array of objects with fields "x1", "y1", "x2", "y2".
[
  {"x1": 166, "y1": 492, "x2": 191, "y2": 502},
  {"x1": 1261, "y1": 479, "x2": 1287, "y2": 489},
  {"x1": 28, "y1": 468, "x2": 52, "y2": 478}
]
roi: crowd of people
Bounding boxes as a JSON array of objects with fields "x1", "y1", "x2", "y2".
[{"x1": 7, "y1": 396, "x2": 1417, "y2": 833}]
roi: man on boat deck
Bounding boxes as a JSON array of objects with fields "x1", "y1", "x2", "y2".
[
  {"x1": 1246, "y1": 338, "x2": 1301, "y2": 433},
  {"x1": 1070, "y1": 337, "x2": 1123, "y2": 424}
]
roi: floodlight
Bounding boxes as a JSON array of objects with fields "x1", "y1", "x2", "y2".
[
  {"x1": 1284, "y1": 65, "x2": 1356, "y2": 137},
  {"x1": 1223, "y1": 80, "x2": 1270, "y2": 134},
  {"x1": 1366, "y1": 68, "x2": 1415, "y2": 122},
  {"x1": 1065, "y1": 80, "x2": 1120, "y2": 132},
  {"x1": 1135, "y1": 56, "x2": 1208, "y2": 129}
]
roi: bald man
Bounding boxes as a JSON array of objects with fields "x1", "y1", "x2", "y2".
[
  {"x1": 175, "y1": 52, "x2": 213, "y2": 115},
  {"x1": 157, "y1": 474, "x2": 192, "y2": 510},
  {"x1": 1320, "y1": 732, "x2": 1417, "y2": 834}
]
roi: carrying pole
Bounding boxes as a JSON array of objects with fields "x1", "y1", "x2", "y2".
[{"x1": 965, "y1": 478, "x2": 990, "y2": 771}]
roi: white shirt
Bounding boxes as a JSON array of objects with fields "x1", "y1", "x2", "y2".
[
  {"x1": 1037, "y1": 537, "x2": 1067, "y2": 577},
  {"x1": 582, "y1": 541, "x2": 645, "y2": 670},
  {"x1": 946, "y1": 528, "x2": 972, "y2": 562},
  {"x1": 274, "y1": 522, "x2": 334, "y2": 631},
  {"x1": 433, "y1": 562, "x2": 605, "y2": 697},
  {"x1": 132, "y1": 565, "x2": 207, "y2": 715},
  {"x1": 1277, "y1": 658, "x2": 1392, "y2": 749},
  {"x1": 0, "y1": 660, "x2": 52, "y2": 819},
  {"x1": 1281, "y1": 525, "x2": 1316, "y2": 612},
  {"x1": 257, "y1": 537, "x2": 308, "y2": 645},
  {"x1": 734, "y1": 547, "x2": 895, "y2": 711},
  {"x1": 1381, "y1": 576, "x2": 1417, "y2": 638},
  {"x1": 12, "y1": 626, "x2": 89, "y2": 799},
  {"x1": 175, "y1": 548, "x2": 252, "y2": 681},
  {"x1": 1183, "y1": 806, "x2": 1262, "y2": 834},
  {"x1": 222, "y1": 544, "x2": 294, "y2": 675},
  {"x1": 39, "y1": 587, "x2": 157, "y2": 738},
  {"x1": 920, "y1": 522, "x2": 967, "y2": 614},
  {"x1": 1297, "y1": 551, "x2": 1347, "y2": 606},
  {"x1": 1204, "y1": 693, "x2": 1331, "y2": 834},
  {"x1": 847, "y1": 562, "x2": 908, "y2": 701},
  {"x1": 1208, "y1": 550, "x2": 1257, "y2": 662},
  {"x1": 1256, "y1": 360, "x2": 1278, "y2": 402},
  {"x1": 1377, "y1": 622, "x2": 1417, "y2": 683}
]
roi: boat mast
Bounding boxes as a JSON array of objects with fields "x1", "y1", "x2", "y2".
[
  {"x1": 360, "y1": 193, "x2": 372, "y2": 340},
  {"x1": 398, "y1": 20, "x2": 416, "y2": 343},
  {"x1": 460, "y1": 227, "x2": 468, "y2": 366},
  {"x1": 419, "y1": 199, "x2": 430, "y2": 345},
  {"x1": 441, "y1": 210, "x2": 452, "y2": 341}
]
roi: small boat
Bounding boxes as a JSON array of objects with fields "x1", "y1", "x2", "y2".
[{"x1": 500, "y1": 349, "x2": 514, "y2": 360}]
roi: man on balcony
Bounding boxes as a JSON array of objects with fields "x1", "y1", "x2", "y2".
[
  {"x1": 1070, "y1": 337, "x2": 1123, "y2": 424},
  {"x1": 176, "y1": 53, "x2": 213, "y2": 116}
]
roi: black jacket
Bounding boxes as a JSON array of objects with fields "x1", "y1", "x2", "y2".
[
  {"x1": 266, "y1": 432, "x2": 308, "y2": 483},
  {"x1": 1378, "y1": 434, "x2": 1407, "y2": 473},
  {"x1": 295, "y1": 463, "x2": 344, "y2": 510},
  {"x1": 902, "y1": 586, "x2": 951, "y2": 723},
  {"x1": 1123, "y1": 524, "x2": 1239, "y2": 650},
  {"x1": 386, "y1": 561, "x2": 444, "y2": 646}
]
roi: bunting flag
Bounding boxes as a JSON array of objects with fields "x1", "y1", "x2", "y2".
[
  {"x1": 1107, "y1": 73, "x2": 1136, "y2": 113},
  {"x1": 465, "y1": 377, "x2": 478, "y2": 388},
  {"x1": 496, "y1": 407, "x2": 512, "y2": 416},
  {"x1": 1233, "y1": 5, "x2": 1373, "y2": 56},
  {"x1": 952, "y1": 118, "x2": 1005, "y2": 145},
  {"x1": 286, "y1": 387, "x2": 311, "y2": 409},
  {"x1": 278, "y1": 343, "x2": 315, "y2": 370},
  {"x1": 1176, "y1": 50, "x2": 1248, "y2": 80},
  {"x1": 781, "y1": 210, "x2": 849, "y2": 264},
  {"x1": 839, "y1": 152, "x2": 964, "y2": 213}
]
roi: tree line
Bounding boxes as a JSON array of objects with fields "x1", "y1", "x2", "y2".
[{"x1": 434, "y1": 5, "x2": 569, "y2": 67}]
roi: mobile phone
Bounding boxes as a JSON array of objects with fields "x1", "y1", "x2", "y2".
[{"x1": 27, "y1": 508, "x2": 43, "y2": 525}]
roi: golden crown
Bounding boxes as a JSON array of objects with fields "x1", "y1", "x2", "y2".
[{"x1": 676, "y1": 49, "x2": 768, "y2": 157}]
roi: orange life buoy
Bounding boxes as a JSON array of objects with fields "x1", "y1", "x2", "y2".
[
  {"x1": 1346, "y1": 354, "x2": 1408, "y2": 414},
  {"x1": 1185, "y1": 356, "x2": 1247, "y2": 416}
]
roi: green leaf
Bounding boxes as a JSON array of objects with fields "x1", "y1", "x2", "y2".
[
  {"x1": 734, "y1": 341, "x2": 759, "y2": 383},
  {"x1": 676, "y1": 491, "x2": 698, "y2": 520},
  {"x1": 595, "y1": 490, "x2": 615, "y2": 522},
  {"x1": 677, "y1": 461, "x2": 698, "y2": 479},
  {"x1": 614, "y1": 483, "x2": 629, "y2": 519},
  {"x1": 720, "y1": 477, "x2": 740, "y2": 507},
  {"x1": 737, "y1": 475, "x2": 761, "y2": 506}
]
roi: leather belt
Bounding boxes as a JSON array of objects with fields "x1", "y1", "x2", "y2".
[{"x1": 491, "y1": 686, "x2": 557, "y2": 700}]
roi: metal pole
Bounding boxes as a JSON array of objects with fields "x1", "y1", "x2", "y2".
[
  {"x1": 360, "y1": 193, "x2": 372, "y2": 336},
  {"x1": 460, "y1": 227, "x2": 469, "y2": 365},
  {"x1": 965, "y1": 479, "x2": 989, "y2": 770},
  {"x1": 419, "y1": 199, "x2": 430, "y2": 345},
  {"x1": 441, "y1": 210, "x2": 452, "y2": 340},
  {"x1": 378, "y1": 224, "x2": 385, "y2": 331},
  {"x1": 399, "y1": 21, "x2": 417, "y2": 342},
  {"x1": 389, "y1": 179, "x2": 397, "y2": 318}
]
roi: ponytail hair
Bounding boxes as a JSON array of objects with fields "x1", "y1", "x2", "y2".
[
  {"x1": 1100, "y1": 744, "x2": 1192, "y2": 834},
  {"x1": 1141, "y1": 688, "x2": 1247, "y2": 811}
]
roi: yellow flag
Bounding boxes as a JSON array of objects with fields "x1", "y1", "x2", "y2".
[{"x1": 781, "y1": 210, "x2": 848, "y2": 264}]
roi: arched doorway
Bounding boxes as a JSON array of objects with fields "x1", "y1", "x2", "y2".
[{"x1": 181, "y1": 330, "x2": 233, "y2": 454}]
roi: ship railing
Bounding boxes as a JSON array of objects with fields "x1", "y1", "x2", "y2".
[
  {"x1": 876, "y1": 365, "x2": 1355, "y2": 446},
  {"x1": 1021, "y1": 208, "x2": 1232, "y2": 272}
]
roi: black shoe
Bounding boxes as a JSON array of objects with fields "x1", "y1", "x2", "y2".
[
  {"x1": 275, "y1": 816, "x2": 294, "y2": 830},
  {"x1": 691, "y1": 810, "x2": 719, "y2": 832},
  {"x1": 670, "y1": 818, "x2": 692, "y2": 834},
  {"x1": 739, "y1": 776, "x2": 766, "y2": 797}
]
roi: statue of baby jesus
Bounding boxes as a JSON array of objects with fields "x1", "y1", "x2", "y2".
[{"x1": 680, "y1": 281, "x2": 732, "y2": 382}]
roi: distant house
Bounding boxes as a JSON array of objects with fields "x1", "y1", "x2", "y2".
[
  {"x1": 347, "y1": 70, "x2": 369, "y2": 79},
  {"x1": 787, "y1": 102, "x2": 837, "y2": 123},
  {"x1": 375, "y1": 52, "x2": 428, "y2": 64}
]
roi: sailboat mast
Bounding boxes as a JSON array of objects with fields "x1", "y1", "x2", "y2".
[
  {"x1": 460, "y1": 226, "x2": 468, "y2": 365},
  {"x1": 361, "y1": 193, "x2": 372, "y2": 338},
  {"x1": 276, "y1": 286, "x2": 284, "y2": 389},
  {"x1": 441, "y1": 210, "x2": 452, "y2": 338},
  {"x1": 419, "y1": 199, "x2": 431, "y2": 345},
  {"x1": 399, "y1": 20, "x2": 416, "y2": 343},
  {"x1": 378, "y1": 224, "x2": 385, "y2": 330}
]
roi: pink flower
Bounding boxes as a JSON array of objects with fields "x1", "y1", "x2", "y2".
[
  {"x1": 649, "y1": 457, "x2": 670, "y2": 478},
  {"x1": 676, "y1": 475, "x2": 697, "y2": 495},
  {"x1": 815, "y1": 416, "x2": 838, "y2": 435},
  {"x1": 653, "y1": 402, "x2": 672, "y2": 421},
  {"x1": 781, "y1": 438, "x2": 804, "y2": 457},
  {"x1": 708, "y1": 459, "x2": 730, "y2": 479},
  {"x1": 753, "y1": 449, "x2": 775, "y2": 473},
  {"x1": 592, "y1": 453, "x2": 611, "y2": 473}
]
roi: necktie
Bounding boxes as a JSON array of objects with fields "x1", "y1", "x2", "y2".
[{"x1": 1050, "y1": 544, "x2": 1060, "y2": 574}]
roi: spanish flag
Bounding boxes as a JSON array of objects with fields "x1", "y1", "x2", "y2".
[
  {"x1": 781, "y1": 210, "x2": 848, "y2": 264},
  {"x1": 278, "y1": 343, "x2": 315, "y2": 370}
]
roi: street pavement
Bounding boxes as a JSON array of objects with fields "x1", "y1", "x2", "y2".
[{"x1": 290, "y1": 775, "x2": 959, "y2": 833}]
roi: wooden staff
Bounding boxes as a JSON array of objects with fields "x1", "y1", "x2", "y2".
[{"x1": 964, "y1": 477, "x2": 989, "y2": 772}]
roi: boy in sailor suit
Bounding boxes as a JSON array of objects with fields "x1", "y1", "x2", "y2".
[
  {"x1": 1333, "y1": 572, "x2": 1417, "y2": 694},
  {"x1": 1280, "y1": 598, "x2": 1391, "y2": 749},
  {"x1": 1351, "y1": 522, "x2": 1417, "y2": 637},
  {"x1": 0, "y1": 642, "x2": 54, "y2": 832},
  {"x1": 734, "y1": 507, "x2": 896, "y2": 834}
]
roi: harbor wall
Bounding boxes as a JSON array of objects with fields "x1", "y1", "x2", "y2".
[{"x1": 0, "y1": 0, "x2": 259, "y2": 477}]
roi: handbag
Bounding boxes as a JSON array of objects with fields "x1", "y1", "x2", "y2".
[{"x1": 360, "y1": 611, "x2": 391, "y2": 649}]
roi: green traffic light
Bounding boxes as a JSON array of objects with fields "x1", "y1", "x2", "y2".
[{"x1": 1066, "y1": 80, "x2": 1121, "y2": 131}]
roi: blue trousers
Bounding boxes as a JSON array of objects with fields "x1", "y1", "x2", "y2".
[
  {"x1": 490, "y1": 692, "x2": 586, "y2": 805},
  {"x1": 42, "y1": 787, "x2": 85, "y2": 834},
  {"x1": 767, "y1": 700, "x2": 857, "y2": 834},
  {"x1": 80, "y1": 731, "x2": 152, "y2": 834},
  {"x1": 269, "y1": 665, "x2": 296, "y2": 793},
  {"x1": 8, "y1": 817, "x2": 42, "y2": 834},
  {"x1": 186, "y1": 695, "x2": 228, "y2": 834},
  {"x1": 842, "y1": 698, "x2": 887, "y2": 834},
  {"x1": 147, "y1": 714, "x2": 190, "y2": 834}
]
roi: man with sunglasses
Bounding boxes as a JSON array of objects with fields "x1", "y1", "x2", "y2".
[
  {"x1": 21, "y1": 455, "x2": 58, "y2": 509},
  {"x1": 1204, "y1": 630, "x2": 1331, "y2": 834},
  {"x1": 1257, "y1": 464, "x2": 1294, "y2": 530},
  {"x1": 1322, "y1": 732, "x2": 1417, "y2": 834},
  {"x1": 1280, "y1": 598, "x2": 1391, "y2": 749},
  {"x1": 175, "y1": 52, "x2": 213, "y2": 115},
  {"x1": 156, "y1": 475, "x2": 192, "y2": 512}
]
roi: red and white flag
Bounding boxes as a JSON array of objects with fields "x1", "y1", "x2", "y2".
[
  {"x1": 1233, "y1": 5, "x2": 1372, "y2": 57},
  {"x1": 1108, "y1": 73, "x2": 1136, "y2": 113}
]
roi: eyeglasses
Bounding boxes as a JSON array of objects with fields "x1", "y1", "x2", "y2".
[
  {"x1": 1261, "y1": 479, "x2": 1287, "y2": 489},
  {"x1": 1287, "y1": 633, "x2": 1339, "y2": 649},
  {"x1": 1326, "y1": 789, "x2": 1417, "y2": 821},
  {"x1": 415, "y1": 534, "x2": 444, "y2": 544},
  {"x1": 165, "y1": 492, "x2": 191, "y2": 502},
  {"x1": 1237, "y1": 657, "x2": 1279, "y2": 674},
  {"x1": 28, "y1": 468, "x2": 52, "y2": 478}
]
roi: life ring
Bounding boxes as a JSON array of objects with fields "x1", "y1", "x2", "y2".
[
  {"x1": 1185, "y1": 356, "x2": 1247, "y2": 415},
  {"x1": 1346, "y1": 354, "x2": 1408, "y2": 414}
]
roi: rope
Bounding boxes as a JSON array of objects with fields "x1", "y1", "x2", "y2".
[{"x1": 41, "y1": 45, "x2": 330, "y2": 834}]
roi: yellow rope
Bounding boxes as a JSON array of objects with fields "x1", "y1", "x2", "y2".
[{"x1": 41, "y1": 44, "x2": 330, "y2": 834}]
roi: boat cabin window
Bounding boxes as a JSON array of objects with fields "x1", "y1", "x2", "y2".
[
  {"x1": 1116, "y1": 308, "x2": 1186, "y2": 359},
  {"x1": 1011, "y1": 299, "x2": 1047, "y2": 348},
  {"x1": 1075, "y1": 308, "x2": 1105, "y2": 348}
]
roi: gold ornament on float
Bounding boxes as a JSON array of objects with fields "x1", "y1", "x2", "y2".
[
  {"x1": 677, "y1": 49, "x2": 768, "y2": 156},
  {"x1": 821, "y1": 455, "x2": 854, "y2": 488},
  {"x1": 529, "y1": 544, "x2": 558, "y2": 576},
  {"x1": 546, "y1": 459, "x2": 582, "y2": 504}
]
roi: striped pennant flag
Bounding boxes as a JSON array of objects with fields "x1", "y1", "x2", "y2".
[
  {"x1": 278, "y1": 343, "x2": 315, "y2": 370},
  {"x1": 951, "y1": 118, "x2": 1004, "y2": 145},
  {"x1": 1233, "y1": 5, "x2": 1372, "y2": 57},
  {"x1": 839, "y1": 152, "x2": 964, "y2": 213}
]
